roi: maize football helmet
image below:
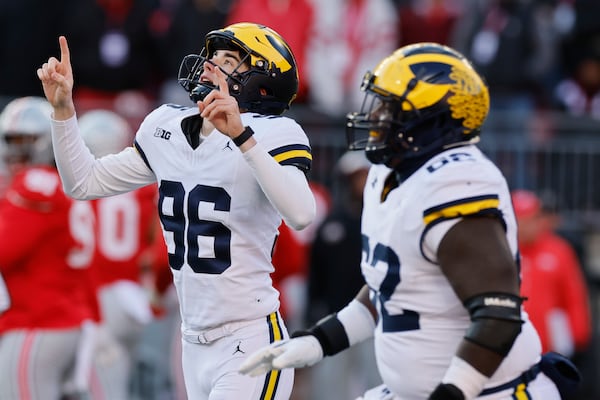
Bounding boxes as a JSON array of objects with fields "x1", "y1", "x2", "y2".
[
  {"x1": 178, "y1": 22, "x2": 299, "y2": 115},
  {"x1": 346, "y1": 43, "x2": 490, "y2": 168},
  {"x1": 78, "y1": 109, "x2": 132, "y2": 158},
  {"x1": 0, "y1": 96, "x2": 54, "y2": 169}
]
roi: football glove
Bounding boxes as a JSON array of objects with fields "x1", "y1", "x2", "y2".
[{"x1": 238, "y1": 335, "x2": 323, "y2": 377}]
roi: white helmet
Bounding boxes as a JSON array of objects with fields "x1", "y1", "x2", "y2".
[
  {"x1": 78, "y1": 109, "x2": 132, "y2": 158},
  {"x1": 0, "y1": 96, "x2": 54, "y2": 168}
]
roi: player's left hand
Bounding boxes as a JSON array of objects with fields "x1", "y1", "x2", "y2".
[
  {"x1": 198, "y1": 65, "x2": 245, "y2": 138},
  {"x1": 238, "y1": 336, "x2": 324, "y2": 377}
]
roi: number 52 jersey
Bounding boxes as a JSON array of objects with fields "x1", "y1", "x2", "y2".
[{"x1": 360, "y1": 145, "x2": 542, "y2": 399}]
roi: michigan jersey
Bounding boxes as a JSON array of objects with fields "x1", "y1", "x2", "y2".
[
  {"x1": 360, "y1": 145, "x2": 542, "y2": 399},
  {"x1": 134, "y1": 104, "x2": 311, "y2": 333}
]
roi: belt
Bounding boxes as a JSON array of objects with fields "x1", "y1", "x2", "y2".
[
  {"x1": 182, "y1": 318, "x2": 263, "y2": 344},
  {"x1": 480, "y1": 362, "x2": 542, "y2": 396},
  {"x1": 183, "y1": 331, "x2": 224, "y2": 345}
]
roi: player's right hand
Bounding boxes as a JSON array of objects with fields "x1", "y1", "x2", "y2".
[
  {"x1": 238, "y1": 336, "x2": 324, "y2": 377},
  {"x1": 36, "y1": 36, "x2": 75, "y2": 119}
]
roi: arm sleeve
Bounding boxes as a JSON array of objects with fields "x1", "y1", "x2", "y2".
[
  {"x1": 242, "y1": 142, "x2": 316, "y2": 230},
  {"x1": 51, "y1": 115, "x2": 156, "y2": 200}
]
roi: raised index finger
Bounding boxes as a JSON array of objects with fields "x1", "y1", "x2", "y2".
[
  {"x1": 58, "y1": 36, "x2": 70, "y2": 65},
  {"x1": 215, "y1": 66, "x2": 229, "y2": 96}
]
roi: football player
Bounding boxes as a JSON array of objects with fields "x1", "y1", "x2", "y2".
[
  {"x1": 38, "y1": 23, "x2": 316, "y2": 399},
  {"x1": 0, "y1": 96, "x2": 97, "y2": 399},
  {"x1": 240, "y1": 44, "x2": 579, "y2": 399}
]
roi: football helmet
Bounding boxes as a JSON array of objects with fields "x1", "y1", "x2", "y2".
[
  {"x1": 178, "y1": 22, "x2": 299, "y2": 115},
  {"x1": 346, "y1": 43, "x2": 490, "y2": 168},
  {"x1": 78, "y1": 109, "x2": 132, "y2": 158},
  {"x1": 0, "y1": 96, "x2": 54, "y2": 169}
]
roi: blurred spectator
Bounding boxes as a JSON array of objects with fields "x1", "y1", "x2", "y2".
[
  {"x1": 78, "y1": 109, "x2": 160, "y2": 399},
  {"x1": 0, "y1": 1, "x2": 67, "y2": 108},
  {"x1": 63, "y1": 0, "x2": 170, "y2": 128},
  {"x1": 226, "y1": 0, "x2": 314, "y2": 103},
  {"x1": 512, "y1": 189, "x2": 592, "y2": 355},
  {"x1": 395, "y1": 0, "x2": 466, "y2": 47},
  {"x1": 553, "y1": 33, "x2": 600, "y2": 119},
  {"x1": 303, "y1": 151, "x2": 380, "y2": 400},
  {"x1": 158, "y1": 0, "x2": 229, "y2": 105},
  {"x1": 512, "y1": 189, "x2": 594, "y2": 399},
  {"x1": 305, "y1": 0, "x2": 398, "y2": 117},
  {"x1": 451, "y1": 0, "x2": 560, "y2": 113},
  {"x1": 568, "y1": 0, "x2": 600, "y2": 39},
  {"x1": 305, "y1": 154, "x2": 369, "y2": 325},
  {"x1": 0, "y1": 97, "x2": 98, "y2": 399}
]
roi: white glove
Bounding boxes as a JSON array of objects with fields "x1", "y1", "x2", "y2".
[{"x1": 238, "y1": 335, "x2": 324, "y2": 377}]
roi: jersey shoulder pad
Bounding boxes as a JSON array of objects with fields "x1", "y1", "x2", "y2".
[
  {"x1": 5, "y1": 167, "x2": 69, "y2": 212},
  {"x1": 246, "y1": 114, "x2": 312, "y2": 172},
  {"x1": 138, "y1": 103, "x2": 194, "y2": 135},
  {"x1": 417, "y1": 148, "x2": 505, "y2": 225}
]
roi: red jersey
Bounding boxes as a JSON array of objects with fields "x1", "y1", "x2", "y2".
[
  {"x1": 0, "y1": 166, "x2": 96, "y2": 332},
  {"x1": 520, "y1": 231, "x2": 592, "y2": 353},
  {"x1": 88, "y1": 184, "x2": 158, "y2": 288}
]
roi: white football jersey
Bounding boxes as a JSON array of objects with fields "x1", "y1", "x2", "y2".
[
  {"x1": 360, "y1": 145, "x2": 542, "y2": 399},
  {"x1": 135, "y1": 104, "x2": 311, "y2": 332}
]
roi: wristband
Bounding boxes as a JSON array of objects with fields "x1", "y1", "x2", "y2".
[
  {"x1": 293, "y1": 299, "x2": 375, "y2": 357},
  {"x1": 441, "y1": 356, "x2": 488, "y2": 399},
  {"x1": 233, "y1": 126, "x2": 254, "y2": 147}
]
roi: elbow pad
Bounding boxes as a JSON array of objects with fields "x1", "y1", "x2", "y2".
[{"x1": 463, "y1": 293, "x2": 524, "y2": 356}]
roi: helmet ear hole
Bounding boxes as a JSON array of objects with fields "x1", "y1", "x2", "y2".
[{"x1": 255, "y1": 59, "x2": 268, "y2": 71}]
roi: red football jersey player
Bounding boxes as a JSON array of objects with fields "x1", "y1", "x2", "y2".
[
  {"x1": 513, "y1": 190, "x2": 592, "y2": 356},
  {"x1": 0, "y1": 166, "x2": 96, "y2": 331},
  {"x1": 0, "y1": 97, "x2": 98, "y2": 400}
]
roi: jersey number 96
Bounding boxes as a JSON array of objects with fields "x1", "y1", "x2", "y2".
[{"x1": 158, "y1": 180, "x2": 232, "y2": 274}]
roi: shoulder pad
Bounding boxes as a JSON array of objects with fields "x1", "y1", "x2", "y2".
[{"x1": 6, "y1": 167, "x2": 69, "y2": 212}]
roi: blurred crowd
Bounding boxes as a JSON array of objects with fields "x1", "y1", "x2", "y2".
[
  {"x1": 0, "y1": 0, "x2": 599, "y2": 399},
  {"x1": 1, "y1": 0, "x2": 600, "y2": 125}
]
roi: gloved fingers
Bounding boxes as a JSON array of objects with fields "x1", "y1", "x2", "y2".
[{"x1": 238, "y1": 341, "x2": 287, "y2": 376}]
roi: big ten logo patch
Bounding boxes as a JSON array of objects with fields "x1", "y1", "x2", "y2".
[{"x1": 154, "y1": 128, "x2": 172, "y2": 140}]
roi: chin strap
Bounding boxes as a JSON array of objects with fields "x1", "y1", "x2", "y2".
[{"x1": 190, "y1": 83, "x2": 217, "y2": 102}]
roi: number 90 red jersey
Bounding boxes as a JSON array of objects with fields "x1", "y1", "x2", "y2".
[{"x1": 0, "y1": 166, "x2": 96, "y2": 332}]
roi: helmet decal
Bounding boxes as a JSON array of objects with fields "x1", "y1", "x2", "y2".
[
  {"x1": 447, "y1": 66, "x2": 489, "y2": 134},
  {"x1": 346, "y1": 42, "x2": 490, "y2": 168},
  {"x1": 223, "y1": 23, "x2": 295, "y2": 74}
]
